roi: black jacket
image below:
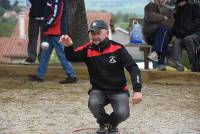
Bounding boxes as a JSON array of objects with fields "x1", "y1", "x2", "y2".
[
  {"x1": 43, "y1": 0, "x2": 67, "y2": 35},
  {"x1": 29, "y1": 0, "x2": 46, "y2": 18},
  {"x1": 173, "y1": 3, "x2": 200, "y2": 38},
  {"x1": 65, "y1": 38, "x2": 142, "y2": 94}
]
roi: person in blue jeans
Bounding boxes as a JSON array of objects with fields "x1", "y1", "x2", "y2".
[
  {"x1": 28, "y1": 0, "x2": 76, "y2": 83},
  {"x1": 143, "y1": 0, "x2": 175, "y2": 71}
]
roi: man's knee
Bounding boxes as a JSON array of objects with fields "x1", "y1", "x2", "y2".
[
  {"x1": 114, "y1": 109, "x2": 130, "y2": 122},
  {"x1": 183, "y1": 35, "x2": 194, "y2": 45},
  {"x1": 88, "y1": 97, "x2": 101, "y2": 110}
]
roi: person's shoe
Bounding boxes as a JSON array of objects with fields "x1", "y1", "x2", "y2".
[
  {"x1": 108, "y1": 124, "x2": 119, "y2": 134},
  {"x1": 167, "y1": 59, "x2": 184, "y2": 71},
  {"x1": 147, "y1": 51, "x2": 158, "y2": 62},
  {"x1": 59, "y1": 77, "x2": 77, "y2": 84},
  {"x1": 96, "y1": 124, "x2": 108, "y2": 134},
  {"x1": 24, "y1": 58, "x2": 35, "y2": 65},
  {"x1": 28, "y1": 74, "x2": 44, "y2": 82},
  {"x1": 157, "y1": 64, "x2": 166, "y2": 71}
]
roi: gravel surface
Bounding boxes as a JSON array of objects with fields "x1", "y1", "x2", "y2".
[{"x1": 0, "y1": 76, "x2": 200, "y2": 134}]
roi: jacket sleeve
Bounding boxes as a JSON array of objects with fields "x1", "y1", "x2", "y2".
[
  {"x1": 45, "y1": 0, "x2": 62, "y2": 29},
  {"x1": 144, "y1": 4, "x2": 165, "y2": 23},
  {"x1": 160, "y1": 8, "x2": 174, "y2": 30},
  {"x1": 118, "y1": 47, "x2": 142, "y2": 92},
  {"x1": 185, "y1": 4, "x2": 200, "y2": 33},
  {"x1": 64, "y1": 45, "x2": 87, "y2": 62}
]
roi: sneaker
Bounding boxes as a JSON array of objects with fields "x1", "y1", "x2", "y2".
[
  {"x1": 108, "y1": 124, "x2": 119, "y2": 134},
  {"x1": 28, "y1": 74, "x2": 44, "y2": 82},
  {"x1": 147, "y1": 51, "x2": 158, "y2": 62},
  {"x1": 96, "y1": 124, "x2": 108, "y2": 134},
  {"x1": 59, "y1": 77, "x2": 77, "y2": 84},
  {"x1": 24, "y1": 58, "x2": 35, "y2": 65},
  {"x1": 157, "y1": 64, "x2": 166, "y2": 71},
  {"x1": 167, "y1": 59, "x2": 184, "y2": 71}
]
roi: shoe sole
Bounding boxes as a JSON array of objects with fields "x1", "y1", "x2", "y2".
[
  {"x1": 28, "y1": 75, "x2": 44, "y2": 82},
  {"x1": 167, "y1": 62, "x2": 184, "y2": 71},
  {"x1": 23, "y1": 62, "x2": 35, "y2": 65}
]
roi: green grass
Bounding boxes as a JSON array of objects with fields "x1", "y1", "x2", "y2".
[
  {"x1": 116, "y1": 21, "x2": 129, "y2": 31},
  {"x1": 0, "y1": 22, "x2": 15, "y2": 37},
  {"x1": 182, "y1": 50, "x2": 191, "y2": 69},
  {"x1": 49, "y1": 50, "x2": 60, "y2": 64}
]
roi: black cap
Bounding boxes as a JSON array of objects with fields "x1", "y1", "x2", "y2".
[{"x1": 88, "y1": 20, "x2": 109, "y2": 32}]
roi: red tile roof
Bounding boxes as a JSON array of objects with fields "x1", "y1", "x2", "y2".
[
  {"x1": 4, "y1": 10, "x2": 29, "y2": 58},
  {"x1": 0, "y1": 37, "x2": 11, "y2": 63},
  {"x1": 86, "y1": 11, "x2": 112, "y2": 28},
  {"x1": 0, "y1": 10, "x2": 32, "y2": 63}
]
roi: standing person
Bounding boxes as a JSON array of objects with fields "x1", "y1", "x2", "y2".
[
  {"x1": 60, "y1": 20, "x2": 143, "y2": 134},
  {"x1": 173, "y1": 0, "x2": 200, "y2": 72},
  {"x1": 28, "y1": 0, "x2": 77, "y2": 83},
  {"x1": 24, "y1": 0, "x2": 45, "y2": 64},
  {"x1": 142, "y1": 0, "x2": 180, "y2": 71}
]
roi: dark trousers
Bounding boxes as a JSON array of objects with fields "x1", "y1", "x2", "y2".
[
  {"x1": 173, "y1": 34, "x2": 200, "y2": 71},
  {"x1": 88, "y1": 90, "x2": 130, "y2": 126},
  {"x1": 146, "y1": 25, "x2": 171, "y2": 65},
  {"x1": 27, "y1": 18, "x2": 43, "y2": 61}
]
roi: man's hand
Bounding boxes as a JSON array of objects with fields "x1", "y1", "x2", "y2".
[
  {"x1": 163, "y1": 16, "x2": 168, "y2": 20},
  {"x1": 132, "y1": 92, "x2": 142, "y2": 105},
  {"x1": 59, "y1": 35, "x2": 73, "y2": 47}
]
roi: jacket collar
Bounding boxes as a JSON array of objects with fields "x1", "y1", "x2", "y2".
[{"x1": 91, "y1": 38, "x2": 111, "y2": 52}]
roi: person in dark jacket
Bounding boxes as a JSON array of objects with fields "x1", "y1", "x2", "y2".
[
  {"x1": 143, "y1": 0, "x2": 177, "y2": 71},
  {"x1": 59, "y1": 20, "x2": 143, "y2": 134},
  {"x1": 24, "y1": 0, "x2": 46, "y2": 64},
  {"x1": 172, "y1": 0, "x2": 200, "y2": 72},
  {"x1": 28, "y1": 0, "x2": 76, "y2": 83}
]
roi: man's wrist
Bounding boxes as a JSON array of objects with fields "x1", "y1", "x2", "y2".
[{"x1": 133, "y1": 89, "x2": 141, "y2": 92}]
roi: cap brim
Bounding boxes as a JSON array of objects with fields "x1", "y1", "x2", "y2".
[{"x1": 88, "y1": 27, "x2": 101, "y2": 33}]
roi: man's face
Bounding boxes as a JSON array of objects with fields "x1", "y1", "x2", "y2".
[{"x1": 89, "y1": 29, "x2": 109, "y2": 45}]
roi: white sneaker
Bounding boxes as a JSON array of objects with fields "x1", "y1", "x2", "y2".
[{"x1": 147, "y1": 51, "x2": 158, "y2": 62}]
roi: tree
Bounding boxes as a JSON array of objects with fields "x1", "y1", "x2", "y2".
[
  {"x1": 0, "y1": 0, "x2": 11, "y2": 10},
  {"x1": 66, "y1": 0, "x2": 89, "y2": 48}
]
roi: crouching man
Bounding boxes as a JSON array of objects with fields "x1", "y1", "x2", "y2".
[{"x1": 60, "y1": 20, "x2": 143, "y2": 134}]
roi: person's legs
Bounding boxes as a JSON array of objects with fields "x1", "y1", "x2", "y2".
[
  {"x1": 36, "y1": 37, "x2": 54, "y2": 79},
  {"x1": 51, "y1": 36, "x2": 76, "y2": 82},
  {"x1": 108, "y1": 93, "x2": 129, "y2": 125},
  {"x1": 37, "y1": 21, "x2": 45, "y2": 62},
  {"x1": 88, "y1": 90, "x2": 110, "y2": 133},
  {"x1": 183, "y1": 34, "x2": 200, "y2": 71},
  {"x1": 167, "y1": 38, "x2": 184, "y2": 71},
  {"x1": 26, "y1": 18, "x2": 40, "y2": 63},
  {"x1": 173, "y1": 38, "x2": 183, "y2": 62},
  {"x1": 154, "y1": 26, "x2": 170, "y2": 67}
]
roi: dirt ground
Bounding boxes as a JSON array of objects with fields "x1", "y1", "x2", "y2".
[{"x1": 0, "y1": 75, "x2": 199, "y2": 134}]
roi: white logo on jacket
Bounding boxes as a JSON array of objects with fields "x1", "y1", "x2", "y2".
[{"x1": 109, "y1": 56, "x2": 117, "y2": 63}]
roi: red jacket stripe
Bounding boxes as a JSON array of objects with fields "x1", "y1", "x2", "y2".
[
  {"x1": 75, "y1": 42, "x2": 92, "y2": 52},
  {"x1": 123, "y1": 85, "x2": 128, "y2": 91},
  {"x1": 87, "y1": 44, "x2": 122, "y2": 58},
  {"x1": 103, "y1": 44, "x2": 122, "y2": 54}
]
